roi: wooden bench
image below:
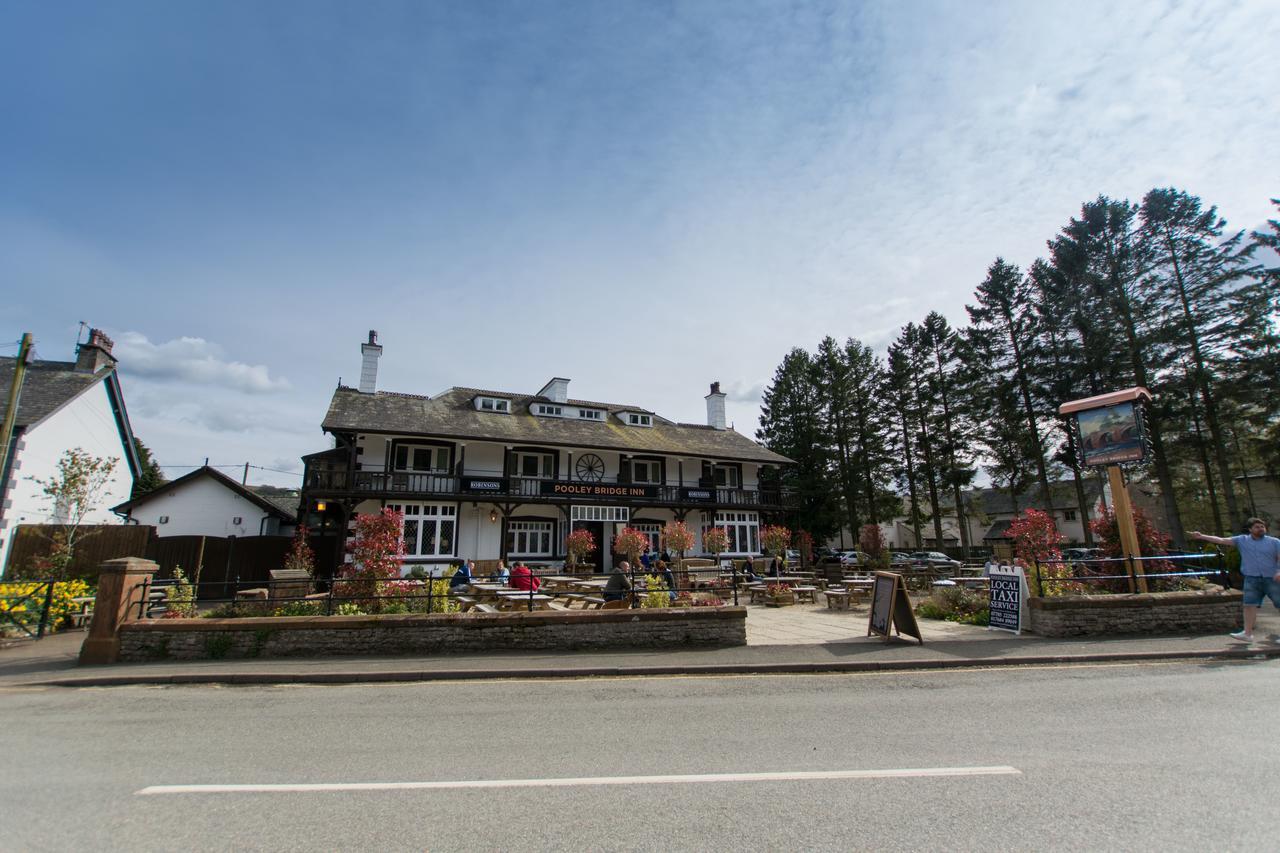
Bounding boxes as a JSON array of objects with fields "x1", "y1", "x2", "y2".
[
  {"x1": 472, "y1": 603, "x2": 499, "y2": 613},
  {"x1": 824, "y1": 589, "x2": 853, "y2": 611},
  {"x1": 454, "y1": 595, "x2": 477, "y2": 612},
  {"x1": 792, "y1": 586, "x2": 818, "y2": 604}
]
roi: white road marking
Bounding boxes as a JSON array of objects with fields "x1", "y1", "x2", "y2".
[{"x1": 137, "y1": 765, "x2": 1021, "y2": 795}]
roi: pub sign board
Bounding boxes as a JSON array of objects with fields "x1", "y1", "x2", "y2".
[
  {"x1": 1074, "y1": 401, "x2": 1147, "y2": 467},
  {"x1": 461, "y1": 476, "x2": 508, "y2": 495},
  {"x1": 679, "y1": 487, "x2": 716, "y2": 503},
  {"x1": 988, "y1": 565, "x2": 1028, "y2": 635},
  {"x1": 539, "y1": 481, "x2": 660, "y2": 499}
]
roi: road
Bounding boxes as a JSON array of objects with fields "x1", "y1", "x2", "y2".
[{"x1": 1, "y1": 658, "x2": 1276, "y2": 851}]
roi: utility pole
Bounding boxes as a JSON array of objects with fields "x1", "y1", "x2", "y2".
[
  {"x1": 242, "y1": 462, "x2": 250, "y2": 485},
  {"x1": 0, "y1": 333, "x2": 35, "y2": 491}
]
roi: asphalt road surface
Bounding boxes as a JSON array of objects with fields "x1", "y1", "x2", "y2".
[{"x1": 2, "y1": 658, "x2": 1276, "y2": 851}]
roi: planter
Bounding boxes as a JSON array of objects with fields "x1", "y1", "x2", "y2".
[{"x1": 765, "y1": 592, "x2": 796, "y2": 607}]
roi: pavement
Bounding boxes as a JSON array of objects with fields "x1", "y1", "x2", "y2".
[{"x1": 3, "y1": 598, "x2": 1278, "y2": 687}]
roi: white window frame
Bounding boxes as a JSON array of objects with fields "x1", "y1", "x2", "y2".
[
  {"x1": 516, "y1": 452, "x2": 555, "y2": 479},
  {"x1": 711, "y1": 464, "x2": 740, "y2": 488},
  {"x1": 633, "y1": 523, "x2": 662, "y2": 554},
  {"x1": 478, "y1": 397, "x2": 510, "y2": 413},
  {"x1": 631, "y1": 460, "x2": 661, "y2": 484},
  {"x1": 710, "y1": 510, "x2": 759, "y2": 555},
  {"x1": 626, "y1": 412, "x2": 652, "y2": 427},
  {"x1": 571, "y1": 505, "x2": 629, "y2": 523},
  {"x1": 536, "y1": 404, "x2": 564, "y2": 417},
  {"x1": 577, "y1": 408, "x2": 603, "y2": 421},
  {"x1": 394, "y1": 444, "x2": 450, "y2": 473},
  {"x1": 392, "y1": 503, "x2": 458, "y2": 558},
  {"x1": 507, "y1": 520, "x2": 554, "y2": 556}
]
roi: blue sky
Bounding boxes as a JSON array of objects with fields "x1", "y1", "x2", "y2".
[{"x1": 3, "y1": 0, "x2": 1277, "y2": 486}]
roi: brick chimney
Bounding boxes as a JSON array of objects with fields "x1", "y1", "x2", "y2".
[
  {"x1": 75, "y1": 329, "x2": 116, "y2": 373},
  {"x1": 705, "y1": 381, "x2": 727, "y2": 430},
  {"x1": 359, "y1": 330, "x2": 382, "y2": 394}
]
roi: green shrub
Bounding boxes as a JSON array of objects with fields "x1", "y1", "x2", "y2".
[
  {"x1": 640, "y1": 574, "x2": 671, "y2": 609},
  {"x1": 334, "y1": 602, "x2": 365, "y2": 616},
  {"x1": 271, "y1": 601, "x2": 323, "y2": 617},
  {"x1": 164, "y1": 566, "x2": 197, "y2": 617},
  {"x1": 915, "y1": 586, "x2": 989, "y2": 626}
]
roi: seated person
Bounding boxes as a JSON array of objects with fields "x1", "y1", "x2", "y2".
[
  {"x1": 741, "y1": 554, "x2": 758, "y2": 582},
  {"x1": 767, "y1": 556, "x2": 782, "y2": 578},
  {"x1": 603, "y1": 562, "x2": 634, "y2": 602},
  {"x1": 449, "y1": 560, "x2": 474, "y2": 589},
  {"x1": 509, "y1": 562, "x2": 541, "y2": 591},
  {"x1": 658, "y1": 560, "x2": 677, "y2": 601},
  {"x1": 490, "y1": 560, "x2": 510, "y2": 583}
]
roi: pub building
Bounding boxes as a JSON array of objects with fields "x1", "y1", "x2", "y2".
[{"x1": 301, "y1": 332, "x2": 794, "y2": 574}]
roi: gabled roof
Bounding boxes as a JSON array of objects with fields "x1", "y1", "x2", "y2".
[
  {"x1": 322, "y1": 385, "x2": 792, "y2": 465},
  {"x1": 0, "y1": 356, "x2": 141, "y2": 479},
  {"x1": 965, "y1": 479, "x2": 1104, "y2": 517},
  {"x1": 1, "y1": 358, "x2": 106, "y2": 428},
  {"x1": 112, "y1": 466, "x2": 297, "y2": 521}
]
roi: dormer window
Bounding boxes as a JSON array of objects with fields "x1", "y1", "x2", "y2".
[
  {"x1": 626, "y1": 413, "x2": 652, "y2": 427},
  {"x1": 477, "y1": 397, "x2": 509, "y2": 413},
  {"x1": 536, "y1": 404, "x2": 564, "y2": 417},
  {"x1": 577, "y1": 409, "x2": 603, "y2": 421}
]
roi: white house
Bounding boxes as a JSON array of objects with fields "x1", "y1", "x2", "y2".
[
  {"x1": 300, "y1": 332, "x2": 795, "y2": 574},
  {"x1": 0, "y1": 330, "x2": 140, "y2": 575},
  {"x1": 112, "y1": 466, "x2": 298, "y2": 538}
]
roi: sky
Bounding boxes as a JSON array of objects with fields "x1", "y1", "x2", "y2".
[{"x1": 3, "y1": 0, "x2": 1277, "y2": 488}]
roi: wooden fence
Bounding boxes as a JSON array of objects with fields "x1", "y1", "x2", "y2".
[
  {"x1": 4, "y1": 525, "x2": 341, "y2": 596},
  {"x1": 3, "y1": 524, "x2": 155, "y2": 579}
]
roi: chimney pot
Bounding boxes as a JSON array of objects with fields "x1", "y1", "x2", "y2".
[
  {"x1": 359, "y1": 332, "x2": 383, "y2": 393},
  {"x1": 704, "y1": 380, "x2": 727, "y2": 430},
  {"x1": 75, "y1": 327, "x2": 117, "y2": 373}
]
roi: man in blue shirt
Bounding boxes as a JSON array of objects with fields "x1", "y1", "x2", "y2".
[{"x1": 1191, "y1": 518, "x2": 1280, "y2": 643}]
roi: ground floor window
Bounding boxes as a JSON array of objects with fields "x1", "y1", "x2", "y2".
[
  {"x1": 508, "y1": 520, "x2": 554, "y2": 556},
  {"x1": 392, "y1": 503, "x2": 457, "y2": 557},
  {"x1": 633, "y1": 523, "x2": 662, "y2": 554},
  {"x1": 710, "y1": 511, "x2": 759, "y2": 554}
]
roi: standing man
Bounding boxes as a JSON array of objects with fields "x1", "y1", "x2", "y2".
[{"x1": 1190, "y1": 518, "x2": 1280, "y2": 643}]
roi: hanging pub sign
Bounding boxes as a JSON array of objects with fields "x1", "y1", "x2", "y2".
[
  {"x1": 461, "y1": 476, "x2": 508, "y2": 495},
  {"x1": 539, "y1": 481, "x2": 660, "y2": 499},
  {"x1": 1059, "y1": 387, "x2": 1152, "y2": 468},
  {"x1": 987, "y1": 564, "x2": 1029, "y2": 635}
]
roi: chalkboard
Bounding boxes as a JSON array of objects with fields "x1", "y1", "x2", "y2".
[
  {"x1": 988, "y1": 565, "x2": 1027, "y2": 634},
  {"x1": 867, "y1": 572, "x2": 924, "y2": 644}
]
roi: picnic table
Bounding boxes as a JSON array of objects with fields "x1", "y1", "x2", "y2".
[{"x1": 494, "y1": 591, "x2": 555, "y2": 610}]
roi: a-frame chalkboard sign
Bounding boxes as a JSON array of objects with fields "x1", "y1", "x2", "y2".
[{"x1": 866, "y1": 571, "x2": 924, "y2": 644}]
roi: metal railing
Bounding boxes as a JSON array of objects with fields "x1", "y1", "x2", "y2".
[
  {"x1": 0, "y1": 579, "x2": 71, "y2": 640},
  {"x1": 1029, "y1": 552, "x2": 1229, "y2": 597}
]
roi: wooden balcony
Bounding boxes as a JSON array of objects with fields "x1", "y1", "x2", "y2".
[{"x1": 303, "y1": 470, "x2": 793, "y2": 510}]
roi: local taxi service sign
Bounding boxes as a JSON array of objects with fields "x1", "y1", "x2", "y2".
[{"x1": 988, "y1": 565, "x2": 1029, "y2": 635}]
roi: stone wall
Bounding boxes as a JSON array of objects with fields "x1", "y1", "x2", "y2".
[
  {"x1": 118, "y1": 607, "x2": 747, "y2": 661},
  {"x1": 1028, "y1": 589, "x2": 1242, "y2": 638}
]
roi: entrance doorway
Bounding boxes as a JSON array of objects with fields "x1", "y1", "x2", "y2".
[{"x1": 574, "y1": 520, "x2": 606, "y2": 571}]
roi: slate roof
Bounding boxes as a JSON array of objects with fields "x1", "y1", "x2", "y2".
[
  {"x1": 113, "y1": 466, "x2": 298, "y2": 521},
  {"x1": 0, "y1": 358, "x2": 108, "y2": 427},
  {"x1": 965, "y1": 479, "x2": 1104, "y2": 517},
  {"x1": 322, "y1": 385, "x2": 793, "y2": 465}
]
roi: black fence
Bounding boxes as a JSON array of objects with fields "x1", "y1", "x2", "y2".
[
  {"x1": 1029, "y1": 552, "x2": 1230, "y2": 597},
  {"x1": 129, "y1": 561, "x2": 886, "y2": 620},
  {"x1": 0, "y1": 579, "x2": 90, "y2": 640}
]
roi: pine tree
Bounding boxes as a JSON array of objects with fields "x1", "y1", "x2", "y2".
[
  {"x1": 920, "y1": 312, "x2": 976, "y2": 555},
  {"x1": 885, "y1": 345, "x2": 925, "y2": 547}
]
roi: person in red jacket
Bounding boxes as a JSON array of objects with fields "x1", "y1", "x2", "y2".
[{"x1": 509, "y1": 562, "x2": 541, "y2": 591}]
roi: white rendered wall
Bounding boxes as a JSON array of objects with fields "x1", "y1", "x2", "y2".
[
  {"x1": 1, "y1": 382, "x2": 134, "y2": 573},
  {"x1": 124, "y1": 476, "x2": 279, "y2": 538}
]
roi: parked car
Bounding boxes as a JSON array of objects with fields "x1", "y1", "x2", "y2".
[
  {"x1": 839, "y1": 550, "x2": 870, "y2": 566},
  {"x1": 889, "y1": 552, "x2": 917, "y2": 567},
  {"x1": 910, "y1": 551, "x2": 963, "y2": 569},
  {"x1": 785, "y1": 549, "x2": 801, "y2": 564},
  {"x1": 1062, "y1": 547, "x2": 1104, "y2": 562}
]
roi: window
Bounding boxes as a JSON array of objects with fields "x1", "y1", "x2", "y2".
[
  {"x1": 709, "y1": 511, "x2": 759, "y2": 554},
  {"x1": 626, "y1": 413, "x2": 652, "y2": 427},
  {"x1": 392, "y1": 503, "x2": 457, "y2": 558},
  {"x1": 536, "y1": 404, "x2": 564, "y2": 417},
  {"x1": 517, "y1": 452, "x2": 554, "y2": 479},
  {"x1": 631, "y1": 460, "x2": 660, "y2": 484},
  {"x1": 507, "y1": 521, "x2": 554, "y2": 556},
  {"x1": 1063, "y1": 510, "x2": 1077, "y2": 522},
  {"x1": 394, "y1": 444, "x2": 449, "y2": 472},
  {"x1": 578, "y1": 409, "x2": 603, "y2": 420},
  {"x1": 478, "y1": 397, "x2": 510, "y2": 412},
  {"x1": 712, "y1": 464, "x2": 739, "y2": 488},
  {"x1": 633, "y1": 523, "x2": 662, "y2": 553},
  {"x1": 571, "y1": 505, "x2": 629, "y2": 522}
]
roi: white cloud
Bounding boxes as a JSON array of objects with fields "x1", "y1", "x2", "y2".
[{"x1": 113, "y1": 331, "x2": 289, "y2": 393}]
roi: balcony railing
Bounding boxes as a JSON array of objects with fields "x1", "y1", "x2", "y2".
[{"x1": 304, "y1": 469, "x2": 791, "y2": 508}]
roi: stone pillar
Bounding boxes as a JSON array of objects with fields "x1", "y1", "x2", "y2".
[{"x1": 79, "y1": 557, "x2": 158, "y2": 665}]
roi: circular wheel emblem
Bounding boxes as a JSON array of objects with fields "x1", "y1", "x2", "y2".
[{"x1": 575, "y1": 453, "x2": 605, "y2": 482}]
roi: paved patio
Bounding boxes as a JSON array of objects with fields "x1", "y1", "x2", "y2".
[{"x1": 742, "y1": 598, "x2": 992, "y2": 645}]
